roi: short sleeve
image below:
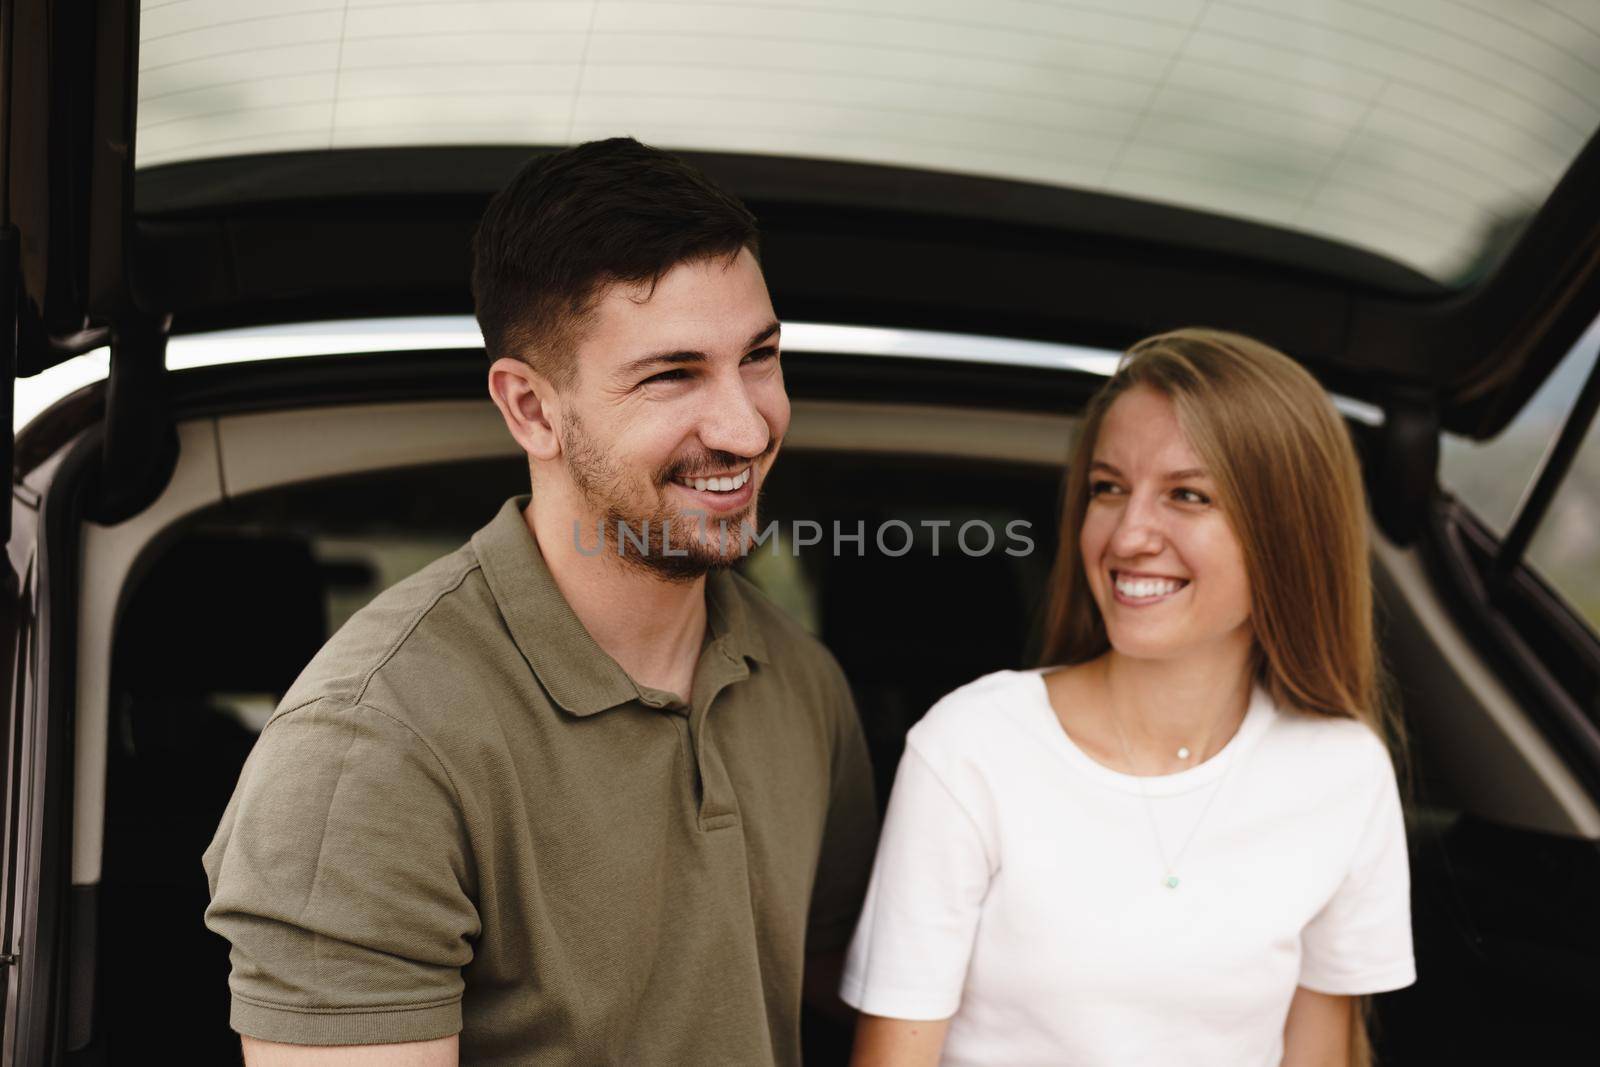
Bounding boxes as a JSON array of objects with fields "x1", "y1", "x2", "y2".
[
  {"x1": 201, "y1": 698, "x2": 480, "y2": 1045},
  {"x1": 804, "y1": 667, "x2": 881, "y2": 958},
  {"x1": 838, "y1": 740, "x2": 997, "y2": 1020},
  {"x1": 1298, "y1": 740, "x2": 1417, "y2": 995}
]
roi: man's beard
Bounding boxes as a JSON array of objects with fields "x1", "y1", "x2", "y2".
[{"x1": 563, "y1": 409, "x2": 768, "y2": 583}]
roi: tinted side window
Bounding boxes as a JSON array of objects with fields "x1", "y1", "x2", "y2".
[
  {"x1": 1439, "y1": 315, "x2": 1600, "y2": 535},
  {"x1": 1525, "y1": 391, "x2": 1600, "y2": 636}
]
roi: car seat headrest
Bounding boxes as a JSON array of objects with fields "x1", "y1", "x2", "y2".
[{"x1": 116, "y1": 533, "x2": 329, "y2": 697}]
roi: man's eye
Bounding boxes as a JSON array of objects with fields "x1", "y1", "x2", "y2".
[
  {"x1": 743, "y1": 348, "x2": 779, "y2": 365},
  {"x1": 642, "y1": 369, "x2": 689, "y2": 385}
]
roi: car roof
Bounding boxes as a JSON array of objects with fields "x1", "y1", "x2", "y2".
[{"x1": 10, "y1": 0, "x2": 1600, "y2": 442}]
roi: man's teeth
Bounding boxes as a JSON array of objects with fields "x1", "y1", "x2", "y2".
[
  {"x1": 1114, "y1": 573, "x2": 1187, "y2": 598},
  {"x1": 676, "y1": 467, "x2": 751, "y2": 493}
]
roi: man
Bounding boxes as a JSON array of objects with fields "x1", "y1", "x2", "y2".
[{"x1": 203, "y1": 137, "x2": 879, "y2": 1066}]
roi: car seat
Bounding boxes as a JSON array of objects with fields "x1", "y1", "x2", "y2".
[{"x1": 94, "y1": 531, "x2": 334, "y2": 1063}]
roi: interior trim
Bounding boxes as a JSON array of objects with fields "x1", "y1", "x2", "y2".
[
  {"x1": 1372, "y1": 535, "x2": 1600, "y2": 836},
  {"x1": 74, "y1": 420, "x2": 224, "y2": 885}
]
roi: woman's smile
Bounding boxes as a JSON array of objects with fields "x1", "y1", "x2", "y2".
[{"x1": 1110, "y1": 569, "x2": 1191, "y2": 606}]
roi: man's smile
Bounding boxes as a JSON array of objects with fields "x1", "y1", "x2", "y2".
[
  {"x1": 670, "y1": 465, "x2": 752, "y2": 493},
  {"x1": 667, "y1": 464, "x2": 757, "y2": 514}
]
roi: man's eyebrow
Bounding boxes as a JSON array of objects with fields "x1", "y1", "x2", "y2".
[
  {"x1": 746, "y1": 320, "x2": 781, "y2": 349},
  {"x1": 1089, "y1": 460, "x2": 1209, "y2": 480},
  {"x1": 617, "y1": 320, "x2": 782, "y2": 379},
  {"x1": 618, "y1": 349, "x2": 705, "y2": 378}
]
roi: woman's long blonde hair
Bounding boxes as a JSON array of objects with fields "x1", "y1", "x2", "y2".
[
  {"x1": 1040, "y1": 327, "x2": 1405, "y2": 754},
  {"x1": 1037, "y1": 327, "x2": 1410, "y2": 1064}
]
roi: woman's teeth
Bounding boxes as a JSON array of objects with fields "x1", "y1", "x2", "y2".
[
  {"x1": 674, "y1": 467, "x2": 751, "y2": 493},
  {"x1": 1114, "y1": 572, "x2": 1188, "y2": 599}
]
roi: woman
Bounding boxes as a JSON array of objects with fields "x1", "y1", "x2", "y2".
[{"x1": 839, "y1": 329, "x2": 1415, "y2": 1067}]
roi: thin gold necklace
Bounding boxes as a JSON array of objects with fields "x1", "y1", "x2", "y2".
[{"x1": 1106, "y1": 704, "x2": 1243, "y2": 890}]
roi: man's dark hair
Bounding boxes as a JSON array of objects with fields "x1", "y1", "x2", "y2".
[{"x1": 472, "y1": 137, "x2": 761, "y2": 388}]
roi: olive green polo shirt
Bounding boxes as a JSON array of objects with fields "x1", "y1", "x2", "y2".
[{"x1": 202, "y1": 494, "x2": 878, "y2": 1065}]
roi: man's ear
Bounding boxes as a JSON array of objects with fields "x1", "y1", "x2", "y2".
[{"x1": 488, "y1": 356, "x2": 564, "y2": 462}]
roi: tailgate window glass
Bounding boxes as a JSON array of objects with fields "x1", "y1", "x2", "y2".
[{"x1": 135, "y1": 0, "x2": 1600, "y2": 286}]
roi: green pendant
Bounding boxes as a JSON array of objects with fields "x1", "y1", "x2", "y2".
[{"x1": 1164, "y1": 876, "x2": 1180, "y2": 889}]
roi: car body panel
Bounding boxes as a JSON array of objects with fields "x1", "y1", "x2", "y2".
[{"x1": 129, "y1": 138, "x2": 1600, "y2": 440}]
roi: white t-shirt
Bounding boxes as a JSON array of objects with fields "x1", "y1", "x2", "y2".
[{"x1": 839, "y1": 668, "x2": 1416, "y2": 1067}]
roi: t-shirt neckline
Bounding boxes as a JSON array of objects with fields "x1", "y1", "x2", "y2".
[{"x1": 1021, "y1": 667, "x2": 1275, "y2": 796}]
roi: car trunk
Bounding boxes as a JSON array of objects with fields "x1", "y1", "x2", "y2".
[{"x1": 6, "y1": 2, "x2": 1600, "y2": 1064}]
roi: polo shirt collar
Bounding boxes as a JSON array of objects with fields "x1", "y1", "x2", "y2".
[
  {"x1": 706, "y1": 566, "x2": 771, "y2": 667},
  {"x1": 472, "y1": 495, "x2": 768, "y2": 717}
]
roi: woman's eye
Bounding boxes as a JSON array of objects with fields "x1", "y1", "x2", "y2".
[
  {"x1": 1088, "y1": 480, "x2": 1118, "y2": 496},
  {"x1": 1176, "y1": 488, "x2": 1211, "y2": 505}
]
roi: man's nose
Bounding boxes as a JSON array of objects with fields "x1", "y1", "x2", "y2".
[
  {"x1": 698, "y1": 372, "x2": 770, "y2": 459},
  {"x1": 1110, "y1": 490, "x2": 1166, "y2": 556}
]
